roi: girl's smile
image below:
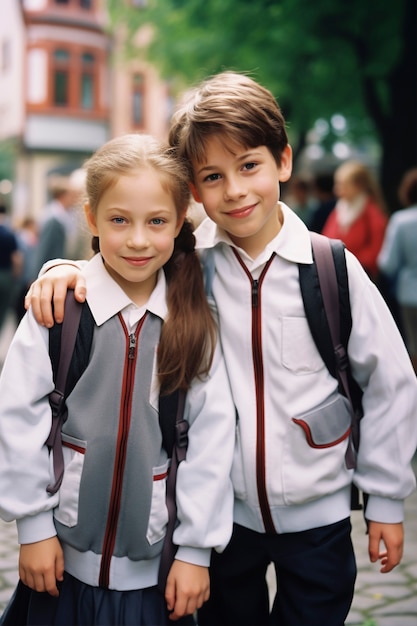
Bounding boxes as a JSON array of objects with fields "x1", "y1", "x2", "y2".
[{"x1": 85, "y1": 168, "x2": 183, "y2": 306}]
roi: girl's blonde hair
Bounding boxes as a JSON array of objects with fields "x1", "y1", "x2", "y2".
[
  {"x1": 169, "y1": 71, "x2": 289, "y2": 178},
  {"x1": 335, "y1": 160, "x2": 387, "y2": 213},
  {"x1": 84, "y1": 133, "x2": 216, "y2": 394}
]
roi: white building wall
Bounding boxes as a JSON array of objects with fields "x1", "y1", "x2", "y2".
[{"x1": 0, "y1": 0, "x2": 25, "y2": 139}]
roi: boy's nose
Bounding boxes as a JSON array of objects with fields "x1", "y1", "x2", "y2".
[{"x1": 224, "y1": 177, "x2": 246, "y2": 201}]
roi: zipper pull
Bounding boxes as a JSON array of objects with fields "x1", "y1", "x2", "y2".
[
  {"x1": 252, "y1": 279, "x2": 259, "y2": 307},
  {"x1": 128, "y1": 333, "x2": 136, "y2": 359}
]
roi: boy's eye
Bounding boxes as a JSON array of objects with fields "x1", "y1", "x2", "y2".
[
  {"x1": 204, "y1": 173, "x2": 221, "y2": 182},
  {"x1": 242, "y1": 162, "x2": 257, "y2": 171}
]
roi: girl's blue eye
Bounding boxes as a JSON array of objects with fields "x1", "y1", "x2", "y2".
[
  {"x1": 112, "y1": 217, "x2": 126, "y2": 224},
  {"x1": 151, "y1": 218, "x2": 164, "y2": 225}
]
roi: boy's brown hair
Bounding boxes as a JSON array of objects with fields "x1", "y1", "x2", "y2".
[{"x1": 169, "y1": 71, "x2": 289, "y2": 179}]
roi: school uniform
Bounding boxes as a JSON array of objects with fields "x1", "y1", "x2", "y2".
[
  {"x1": 195, "y1": 202, "x2": 417, "y2": 626},
  {"x1": 0, "y1": 254, "x2": 235, "y2": 626}
]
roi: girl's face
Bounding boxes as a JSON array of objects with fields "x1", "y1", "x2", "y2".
[
  {"x1": 334, "y1": 169, "x2": 361, "y2": 201},
  {"x1": 189, "y1": 136, "x2": 292, "y2": 258},
  {"x1": 85, "y1": 168, "x2": 183, "y2": 305}
]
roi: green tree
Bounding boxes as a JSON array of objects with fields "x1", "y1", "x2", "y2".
[{"x1": 110, "y1": 0, "x2": 416, "y2": 211}]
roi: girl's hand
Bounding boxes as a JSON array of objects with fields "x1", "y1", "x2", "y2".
[
  {"x1": 25, "y1": 265, "x2": 86, "y2": 327},
  {"x1": 165, "y1": 560, "x2": 210, "y2": 621},
  {"x1": 19, "y1": 536, "x2": 64, "y2": 597}
]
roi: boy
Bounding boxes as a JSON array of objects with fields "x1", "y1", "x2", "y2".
[{"x1": 27, "y1": 72, "x2": 417, "y2": 626}]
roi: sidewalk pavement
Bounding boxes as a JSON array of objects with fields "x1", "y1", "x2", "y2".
[{"x1": 0, "y1": 313, "x2": 416, "y2": 624}]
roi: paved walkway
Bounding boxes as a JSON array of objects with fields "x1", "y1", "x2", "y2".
[{"x1": 0, "y1": 313, "x2": 416, "y2": 624}]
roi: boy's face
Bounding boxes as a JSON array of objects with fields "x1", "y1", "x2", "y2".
[{"x1": 190, "y1": 136, "x2": 292, "y2": 257}]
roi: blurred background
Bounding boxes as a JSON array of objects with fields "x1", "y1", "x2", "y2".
[{"x1": 1, "y1": 0, "x2": 416, "y2": 220}]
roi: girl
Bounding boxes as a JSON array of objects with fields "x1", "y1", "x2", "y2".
[
  {"x1": 0, "y1": 134, "x2": 235, "y2": 626},
  {"x1": 322, "y1": 160, "x2": 388, "y2": 280}
]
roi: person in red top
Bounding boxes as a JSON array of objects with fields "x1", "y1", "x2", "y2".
[{"x1": 322, "y1": 160, "x2": 388, "y2": 280}]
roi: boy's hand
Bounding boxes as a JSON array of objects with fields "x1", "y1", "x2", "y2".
[
  {"x1": 19, "y1": 536, "x2": 64, "y2": 597},
  {"x1": 25, "y1": 265, "x2": 86, "y2": 327},
  {"x1": 367, "y1": 520, "x2": 404, "y2": 573},
  {"x1": 165, "y1": 560, "x2": 210, "y2": 621}
]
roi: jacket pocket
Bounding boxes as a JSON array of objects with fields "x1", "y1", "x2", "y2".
[
  {"x1": 281, "y1": 317, "x2": 325, "y2": 374},
  {"x1": 282, "y1": 395, "x2": 352, "y2": 505},
  {"x1": 292, "y1": 394, "x2": 352, "y2": 448},
  {"x1": 54, "y1": 434, "x2": 86, "y2": 528},
  {"x1": 146, "y1": 461, "x2": 169, "y2": 546}
]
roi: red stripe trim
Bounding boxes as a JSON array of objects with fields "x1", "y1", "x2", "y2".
[
  {"x1": 153, "y1": 471, "x2": 168, "y2": 481},
  {"x1": 292, "y1": 418, "x2": 351, "y2": 448},
  {"x1": 62, "y1": 441, "x2": 86, "y2": 454}
]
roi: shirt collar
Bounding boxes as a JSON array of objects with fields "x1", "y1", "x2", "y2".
[
  {"x1": 195, "y1": 202, "x2": 313, "y2": 265},
  {"x1": 82, "y1": 253, "x2": 168, "y2": 326}
]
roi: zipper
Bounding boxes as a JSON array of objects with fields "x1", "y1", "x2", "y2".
[
  {"x1": 233, "y1": 250, "x2": 276, "y2": 534},
  {"x1": 98, "y1": 313, "x2": 147, "y2": 588}
]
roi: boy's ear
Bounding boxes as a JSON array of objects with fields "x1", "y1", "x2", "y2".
[
  {"x1": 84, "y1": 202, "x2": 99, "y2": 236},
  {"x1": 279, "y1": 145, "x2": 293, "y2": 182},
  {"x1": 189, "y1": 182, "x2": 202, "y2": 203}
]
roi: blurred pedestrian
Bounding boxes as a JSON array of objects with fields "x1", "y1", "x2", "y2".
[
  {"x1": 322, "y1": 160, "x2": 388, "y2": 281},
  {"x1": 0, "y1": 205, "x2": 22, "y2": 334},
  {"x1": 284, "y1": 175, "x2": 317, "y2": 228},
  {"x1": 378, "y1": 167, "x2": 417, "y2": 374},
  {"x1": 309, "y1": 172, "x2": 337, "y2": 233},
  {"x1": 13, "y1": 216, "x2": 39, "y2": 324},
  {"x1": 29, "y1": 176, "x2": 80, "y2": 282}
]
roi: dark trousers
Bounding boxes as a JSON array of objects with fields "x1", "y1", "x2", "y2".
[{"x1": 198, "y1": 518, "x2": 356, "y2": 626}]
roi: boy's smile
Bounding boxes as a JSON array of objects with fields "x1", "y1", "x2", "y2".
[{"x1": 190, "y1": 136, "x2": 292, "y2": 258}]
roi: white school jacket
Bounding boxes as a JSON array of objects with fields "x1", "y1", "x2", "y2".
[
  {"x1": 0, "y1": 257, "x2": 235, "y2": 589},
  {"x1": 195, "y1": 203, "x2": 417, "y2": 535}
]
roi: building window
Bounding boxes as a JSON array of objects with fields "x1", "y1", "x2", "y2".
[
  {"x1": 53, "y1": 49, "x2": 70, "y2": 106},
  {"x1": 53, "y1": 0, "x2": 93, "y2": 8},
  {"x1": 81, "y1": 52, "x2": 95, "y2": 109},
  {"x1": 132, "y1": 73, "x2": 145, "y2": 127}
]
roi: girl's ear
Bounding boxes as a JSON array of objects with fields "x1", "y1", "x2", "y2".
[
  {"x1": 189, "y1": 182, "x2": 202, "y2": 203},
  {"x1": 175, "y1": 211, "x2": 187, "y2": 238},
  {"x1": 84, "y1": 202, "x2": 99, "y2": 236}
]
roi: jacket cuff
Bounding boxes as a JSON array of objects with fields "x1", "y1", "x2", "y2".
[
  {"x1": 17, "y1": 510, "x2": 57, "y2": 544},
  {"x1": 175, "y1": 546, "x2": 211, "y2": 568},
  {"x1": 365, "y1": 495, "x2": 404, "y2": 523}
]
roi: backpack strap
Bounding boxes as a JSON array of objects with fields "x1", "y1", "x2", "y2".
[
  {"x1": 46, "y1": 291, "x2": 83, "y2": 495},
  {"x1": 158, "y1": 388, "x2": 188, "y2": 592},
  {"x1": 299, "y1": 233, "x2": 363, "y2": 469}
]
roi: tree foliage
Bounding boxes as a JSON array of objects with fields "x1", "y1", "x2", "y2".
[{"x1": 109, "y1": 0, "x2": 416, "y2": 210}]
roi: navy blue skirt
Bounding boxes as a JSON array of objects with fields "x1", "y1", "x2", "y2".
[{"x1": 0, "y1": 574, "x2": 196, "y2": 626}]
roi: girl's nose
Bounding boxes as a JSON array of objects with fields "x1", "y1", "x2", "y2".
[{"x1": 127, "y1": 226, "x2": 149, "y2": 248}]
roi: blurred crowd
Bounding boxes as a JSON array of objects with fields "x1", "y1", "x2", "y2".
[
  {"x1": 1, "y1": 160, "x2": 417, "y2": 374},
  {"x1": 284, "y1": 161, "x2": 417, "y2": 373},
  {"x1": 0, "y1": 169, "x2": 91, "y2": 339}
]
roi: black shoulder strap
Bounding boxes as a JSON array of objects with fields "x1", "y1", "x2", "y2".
[
  {"x1": 158, "y1": 388, "x2": 188, "y2": 592},
  {"x1": 46, "y1": 291, "x2": 83, "y2": 494},
  {"x1": 299, "y1": 233, "x2": 363, "y2": 460}
]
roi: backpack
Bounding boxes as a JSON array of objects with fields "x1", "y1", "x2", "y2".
[
  {"x1": 202, "y1": 231, "x2": 365, "y2": 510},
  {"x1": 45, "y1": 295, "x2": 188, "y2": 591}
]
